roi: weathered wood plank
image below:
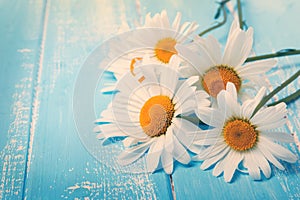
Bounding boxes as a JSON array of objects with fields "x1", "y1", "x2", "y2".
[
  {"x1": 22, "y1": 0, "x2": 172, "y2": 199},
  {"x1": 0, "y1": 0, "x2": 45, "y2": 199},
  {"x1": 1, "y1": 0, "x2": 299, "y2": 199},
  {"x1": 172, "y1": 0, "x2": 300, "y2": 199}
]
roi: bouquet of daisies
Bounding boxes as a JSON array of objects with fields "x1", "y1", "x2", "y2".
[{"x1": 94, "y1": 8, "x2": 298, "y2": 183}]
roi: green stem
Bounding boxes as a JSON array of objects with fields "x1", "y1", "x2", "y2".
[
  {"x1": 199, "y1": 2, "x2": 228, "y2": 36},
  {"x1": 246, "y1": 49, "x2": 300, "y2": 62},
  {"x1": 252, "y1": 69, "x2": 300, "y2": 117},
  {"x1": 268, "y1": 89, "x2": 300, "y2": 107},
  {"x1": 236, "y1": 0, "x2": 244, "y2": 29}
]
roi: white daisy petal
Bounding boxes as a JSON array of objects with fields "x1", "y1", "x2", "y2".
[
  {"x1": 174, "y1": 86, "x2": 196, "y2": 109},
  {"x1": 172, "y1": 134, "x2": 191, "y2": 164},
  {"x1": 98, "y1": 123, "x2": 120, "y2": 134},
  {"x1": 260, "y1": 137, "x2": 297, "y2": 163},
  {"x1": 236, "y1": 59, "x2": 277, "y2": 78},
  {"x1": 177, "y1": 22, "x2": 199, "y2": 42},
  {"x1": 225, "y1": 82, "x2": 238, "y2": 102},
  {"x1": 97, "y1": 108, "x2": 114, "y2": 122},
  {"x1": 257, "y1": 118, "x2": 287, "y2": 132},
  {"x1": 262, "y1": 131, "x2": 295, "y2": 143},
  {"x1": 101, "y1": 85, "x2": 117, "y2": 93},
  {"x1": 200, "y1": 146, "x2": 230, "y2": 170},
  {"x1": 223, "y1": 24, "x2": 253, "y2": 67},
  {"x1": 253, "y1": 148, "x2": 271, "y2": 178},
  {"x1": 115, "y1": 72, "x2": 140, "y2": 93},
  {"x1": 199, "y1": 144, "x2": 229, "y2": 161},
  {"x1": 227, "y1": 19, "x2": 239, "y2": 41},
  {"x1": 146, "y1": 136, "x2": 165, "y2": 172},
  {"x1": 161, "y1": 150, "x2": 174, "y2": 174},
  {"x1": 138, "y1": 66, "x2": 159, "y2": 84},
  {"x1": 244, "y1": 151, "x2": 261, "y2": 180},
  {"x1": 195, "y1": 35, "x2": 222, "y2": 64},
  {"x1": 169, "y1": 54, "x2": 182, "y2": 68},
  {"x1": 257, "y1": 143, "x2": 285, "y2": 170},
  {"x1": 196, "y1": 107, "x2": 225, "y2": 128},
  {"x1": 195, "y1": 91, "x2": 211, "y2": 109},
  {"x1": 251, "y1": 103, "x2": 287, "y2": 129},
  {"x1": 174, "y1": 99, "x2": 196, "y2": 116},
  {"x1": 148, "y1": 85, "x2": 161, "y2": 96},
  {"x1": 104, "y1": 10, "x2": 199, "y2": 93},
  {"x1": 172, "y1": 118, "x2": 200, "y2": 153},
  {"x1": 165, "y1": 126, "x2": 174, "y2": 153},
  {"x1": 118, "y1": 142, "x2": 151, "y2": 166},
  {"x1": 160, "y1": 66, "x2": 178, "y2": 97},
  {"x1": 172, "y1": 12, "x2": 181, "y2": 31},
  {"x1": 96, "y1": 131, "x2": 127, "y2": 139},
  {"x1": 173, "y1": 76, "x2": 198, "y2": 106},
  {"x1": 241, "y1": 87, "x2": 266, "y2": 118},
  {"x1": 191, "y1": 76, "x2": 297, "y2": 182},
  {"x1": 160, "y1": 10, "x2": 170, "y2": 28},
  {"x1": 217, "y1": 87, "x2": 240, "y2": 118},
  {"x1": 196, "y1": 90, "x2": 210, "y2": 99},
  {"x1": 144, "y1": 13, "x2": 152, "y2": 27},
  {"x1": 192, "y1": 129, "x2": 222, "y2": 144},
  {"x1": 97, "y1": 133, "x2": 127, "y2": 143},
  {"x1": 224, "y1": 151, "x2": 243, "y2": 182},
  {"x1": 178, "y1": 22, "x2": 190, "y2": 35},
  {"x1": 212, "y1": 157, "x2": 226, "y2": 177},
  {"x1": 178, "y1": 65, "x2": 199, "y2": 78},
  {"x1": 123, "y1": 137, "x2": 139, "y2": 147},
  {"x1": 176, "y1": 44, "x2": 211, "y2": 74}
]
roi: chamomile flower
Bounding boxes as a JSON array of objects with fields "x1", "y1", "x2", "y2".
[
  {"x1": 94, "y1": 61, "x2": 210, "y2": 174},
  {"x1": 193, "y1": 82, "x2": 297, "y2": 182},
  {"x1": 176, "y1": 20, "x2": 277, "y2": 98},
  {"x1": 101, "y1": 10, "x2": 198, "y2": 93},
  {"x1": 101, "y1": 51, "x2": 149, "y2": 93},
  {"x1": 139, "y1": 10, "x2": 199, "y2": 64}
]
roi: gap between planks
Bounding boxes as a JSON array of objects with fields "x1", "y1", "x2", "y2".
[
  {"x1": 170, "y1": 174, "x2": 176, "y2": 200},
  {"x1": 21, "y1": 0, "x2": 50, "y2": 199}
]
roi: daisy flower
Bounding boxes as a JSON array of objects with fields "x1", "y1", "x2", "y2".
[
  {"x1": 176, "y1": 20, "x2": 277, "y2": 98},
  {"x1": 139, "y1": 10, "x2": 199, "y2": 64},
  {"x1": 94, "y1": 61, "x2": 210, "y2": 174},
  {"x1": 193, "y1": 82, "x2": 297, "y2": 182},
  {"x1": 101, "y1": 51, "x2": 149, "y2": 93},
  {"x1": 102, "y1": 10, "x2": 199, "y2": 93}
]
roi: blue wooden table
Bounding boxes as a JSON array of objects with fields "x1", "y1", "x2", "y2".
[{"x1": 0, "y1": 0, "x2": 299, "y2": 199}]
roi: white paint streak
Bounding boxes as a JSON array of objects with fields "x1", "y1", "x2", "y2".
[
  {"x1": 61, "y1": 160, "x2": 156, "y2": 199},
  {"x1": 0, "y1": 75, "x2": 33, "y2": 198},
  {"x1": 17, "y1": 49, "x2": 32, "y2": 53},
  {"x1": 25, "y1": 0, "x2": 50, "y2": 175}
]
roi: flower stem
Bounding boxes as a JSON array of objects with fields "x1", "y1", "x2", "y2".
[
  {"x1": 245, "y1": 49, "x2": 300, "y2": 62},
  {"x1": 198, "y1": 0, "x2": 229, "y2": 36},
  {"x1": 268, "y1": 89, "x2": 300, "y2": 107},
  {"x1": 252, "y1": 69, "x2": 300, "y2": 117},
  {"x1": 236, "y1": 0, "x2": 244, "y2": 29}
]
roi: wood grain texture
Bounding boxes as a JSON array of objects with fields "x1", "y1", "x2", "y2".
[
  {"x1": 0, "y1": 0, "x2": 45, "y2": 199},
  {"x1": 172, "y1": 0, "x2": 300, "y2": 199},
  {"x1": 0, "y1": 0, "x2": 299, "y2": 199},
  {"x1": 22, "y1": 0, "x2": 172, "y2": 199}
]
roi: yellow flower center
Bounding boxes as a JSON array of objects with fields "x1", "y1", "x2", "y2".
[
  {"x1": 129, "y1": 57, "x2": 145, "y2": 82},
  {"x1": 130, "y1": 57, "x2": 143, "y2": 76},
  {"x1": 154, "y1": 37, "x2": 178, "y2": 63},
  {"x1": 223, "y1": 118, "x2": 258, "y2": 151},
  {"x1": 140, "y1": 95, "x2": 175, "y2": 137},
  {"x1": 201, "y1": 65, "x2": 241, "y2": 98}
]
